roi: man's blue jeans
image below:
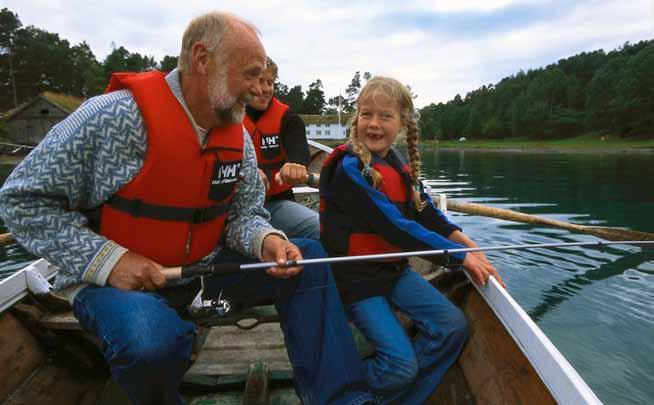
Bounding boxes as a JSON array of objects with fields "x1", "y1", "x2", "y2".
[
  {"x1": 347, "y1": 268, "x2": 468, "y2": 404},
  {"x1": 265, "y1": 199, "x2": 320, "y2": 240},
  {"x1": 73, "y1": 239, "x2": 372, "y2": 405}
]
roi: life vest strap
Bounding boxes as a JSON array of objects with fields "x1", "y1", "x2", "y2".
[
  {"x1": 107, "y1": 195, "x2": 228, "y2": 224},
  {"x1": 260, "y1": 161, "x2": 284, "y2": 170}
]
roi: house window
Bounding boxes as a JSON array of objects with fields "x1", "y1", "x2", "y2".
[
  {"x1": 325, "y1": 130, "x2": 330, "y2": 135},
  {"x1": 316, "y1": 130, "x2": 322, "y2": 135},
  {"x1": 307, "y1": 130, "x2": 311, "y2": 135},
  {"x1": 40, "y1": 109, "x2": 50, "y2": 115}
]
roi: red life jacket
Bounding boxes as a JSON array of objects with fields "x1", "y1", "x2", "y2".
[
  {"x1": 319, "y1": 144, "x2": 414, "y2": 260},
  {"x1": 100, "y1": 71, "x2": 243, "y2": 266},
  {"x1": 243, "y1": 98, "x2": 293, "y2": 198}
]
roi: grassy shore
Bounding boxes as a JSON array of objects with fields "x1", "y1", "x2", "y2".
[{"x1": 422, "y1": 133, "x2": 654, "y2": 152}]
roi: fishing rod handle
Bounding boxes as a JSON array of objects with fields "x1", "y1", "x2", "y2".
[{"x1": 161, "y1": 263, "x2": 243, "y2": 280}]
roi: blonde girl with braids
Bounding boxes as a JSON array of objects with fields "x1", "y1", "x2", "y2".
[{"x1": 319, "y1": 76, "x2": 504, "y2": 403}]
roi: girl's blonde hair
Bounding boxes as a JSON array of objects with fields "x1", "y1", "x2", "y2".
[{"x1": 348, "y1": 76, "x2": 424, "y2": 210}]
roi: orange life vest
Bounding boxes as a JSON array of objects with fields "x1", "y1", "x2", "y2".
[
  {"x1": 243, "y1": 98, "x2": 293, "y2": 197},
  {"x1": 100, "y1": 71, "x2": 243, "y2": 266}
]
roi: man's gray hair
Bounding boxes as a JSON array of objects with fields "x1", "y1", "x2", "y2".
[{"x1": 178, "y1": 11, "x2": 259, "y2": 72}]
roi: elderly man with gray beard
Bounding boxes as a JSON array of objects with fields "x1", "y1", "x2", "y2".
[{"x1": 0, "y1": 11, "x2": 374, "y2": 405}]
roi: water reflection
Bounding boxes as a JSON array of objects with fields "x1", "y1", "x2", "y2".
[{"x1": 529, "y1": 249, "x2": 654, "y2": 322}]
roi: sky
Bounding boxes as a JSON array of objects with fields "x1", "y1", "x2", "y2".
[{"x1": 3, "y1": 0, "x2": 654, "y2": 108}]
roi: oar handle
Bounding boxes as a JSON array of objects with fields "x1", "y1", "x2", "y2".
[
  {"x1": 306, "y1": 172, "x2": 320, "y2": 188},
  {"x1": 0, "y1": 232, "x2": 16, "y2": 247}
]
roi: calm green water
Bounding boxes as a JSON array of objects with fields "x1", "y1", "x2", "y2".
[
  {"x1": 1, "y1": 149, "x2": 653, "y2": 404},
  {"x1": 421, "y1": 149, "x2": 654, "y2": 405}
]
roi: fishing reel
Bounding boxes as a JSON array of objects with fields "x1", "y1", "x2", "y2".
[{"x1": 187, "y1": 282, "x2": 231, "y2": 318}]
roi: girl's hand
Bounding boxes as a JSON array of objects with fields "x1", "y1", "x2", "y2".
[
  {"x1": 472, "y1": 250, "x2": 493, "y2": 266},
  {"x1": 462, "y1": 253, "x2": 506, "y2": 288}
]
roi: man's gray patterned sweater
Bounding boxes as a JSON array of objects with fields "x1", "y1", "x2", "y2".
[{"x1": 0, "y1": 69, "x2": 282, "y2": 299}]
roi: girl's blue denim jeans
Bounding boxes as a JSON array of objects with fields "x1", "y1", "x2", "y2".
[
  {"x1": 73, "y1": 238, "x2": 373, "y2": 405},
  {"x1": 347, "y1": 267, "x2": 468, "y2": 404}
]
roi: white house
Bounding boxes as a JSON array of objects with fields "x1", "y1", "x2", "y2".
[{"x1": 300, "y1": 114, "x2": 352, "y2": 140}]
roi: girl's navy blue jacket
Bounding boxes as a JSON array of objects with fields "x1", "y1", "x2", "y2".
[{"x1": 319, "y1": 145, "x2": 467, "y2": 304}]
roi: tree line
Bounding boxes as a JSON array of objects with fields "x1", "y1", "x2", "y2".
[
  {"x1": 419, "y1": 39, "x2": 654, "y2": 140},
  {"x1": 0, "y1": 7, "x2": 368, "y2": 116},
  {"x1": 0, "y1": 8, "x2": 178, "y2": 110},
  {"x1": 2, "y1": 7, "x2": 652, "y2": 139}
]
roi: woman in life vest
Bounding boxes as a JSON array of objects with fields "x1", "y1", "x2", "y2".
[
  {"x1": 319, "y1": 76, "x2": 506, "y2": 403},
  {"x1": 245, "y1": 57, "x2": 320, "y2": 240}
]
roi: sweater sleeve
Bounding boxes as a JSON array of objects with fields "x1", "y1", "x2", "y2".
[
  {"x1": 280, "y1": 110, "x2": 310, "y2": 166},
  {"x1": 0, "y1": 91, "x2": 146, "y2": 289},
  {"x1": 330, "y1": 155, "x2": 467, "y2": 262},
  {"x1": 223, "y1": 130, "x2": 286, "y2": 259}
]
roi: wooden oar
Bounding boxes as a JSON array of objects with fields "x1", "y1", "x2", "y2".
[
  {"x1": 0, "y1": 232, "x2": 15, "y2": 247},
  {"x1": 444, "y1": 200, "x2": 654, "y2": 242}
]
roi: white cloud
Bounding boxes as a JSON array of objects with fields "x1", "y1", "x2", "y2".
[
  {"x1": 412, "y1": 0, "x2": 548, "y2": 13},
  {"x1": 3, "y1": 0, "x2": 653, "y2": 107}
]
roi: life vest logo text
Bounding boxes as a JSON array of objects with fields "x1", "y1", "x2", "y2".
[
  {"x1": 212, "y1": 162, "x2": 241, "y2": 185},
  {"x1": 260, "y1": 135, "x2": 280, "y2": 150}
]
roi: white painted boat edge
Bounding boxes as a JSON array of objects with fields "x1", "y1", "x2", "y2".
[
  {"x1": 0, "y1": 259, "x2": 54, "y2": 314},
  {"x1": 469, "y1": 273, "x2": 603, "y2": 404}
]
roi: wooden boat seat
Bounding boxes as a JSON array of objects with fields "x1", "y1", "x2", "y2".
[{"x1": 39, "y1": 304, "x2": 282, "y2": 332}]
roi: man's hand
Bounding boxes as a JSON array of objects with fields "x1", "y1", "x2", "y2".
[
  {"x1": 462, "y1": 253, "x2": 506, "y2": 288},
  {"x1": 274, "y1": 163, "x2": 308, "y2": 186},
  {"x1": 261, "y1": 234, "x2": 303, "y2": 278},
  {"x1": 107, "y1": 251, "x2": 167, "y2": 291},
  {"x1": 258, "y1": 168, "x2": 270, "y2": 191}
]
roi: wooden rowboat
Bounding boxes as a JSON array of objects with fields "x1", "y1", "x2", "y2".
[{"x1": 0, "y1": 140, "x2": 601, "y2": 404}]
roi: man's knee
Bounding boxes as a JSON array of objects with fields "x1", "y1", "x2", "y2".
[
  {"x1": 297, "y1": 215, "x2": 320, "y2": 240},
  {"x1": 99, "y1": 297, "x2": 196, "y2": 370},
  {"x1": 115, "y1": 317, "x2": 195, "y2": 370}
]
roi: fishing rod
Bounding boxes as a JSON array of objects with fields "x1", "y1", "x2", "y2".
[{"x1": 161, "y1": 240, "x2": 654, "y2": 280}]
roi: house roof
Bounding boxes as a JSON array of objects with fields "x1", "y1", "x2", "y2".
[
  {"x1": 300, "y1": 114, "x2": 353, "y2": 125},
  {"x1": 2, "y1": 92, "x2": 84, "y2": 121}
]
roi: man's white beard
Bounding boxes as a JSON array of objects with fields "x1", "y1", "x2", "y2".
[{"x1": 208, "y1": 71, "x2": 246, "y2": 125}]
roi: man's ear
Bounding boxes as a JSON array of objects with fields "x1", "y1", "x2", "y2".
[{"x1": 191, "y1": 42, "x2": 211, "y2": 74}]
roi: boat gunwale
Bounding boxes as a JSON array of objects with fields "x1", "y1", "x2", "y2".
[
  {"x1": 467, "y1": 273, "x2": 601, "y2": 404},
  {"x1": 0, "y1": 259, "x2": 53, "y2": 314}
]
